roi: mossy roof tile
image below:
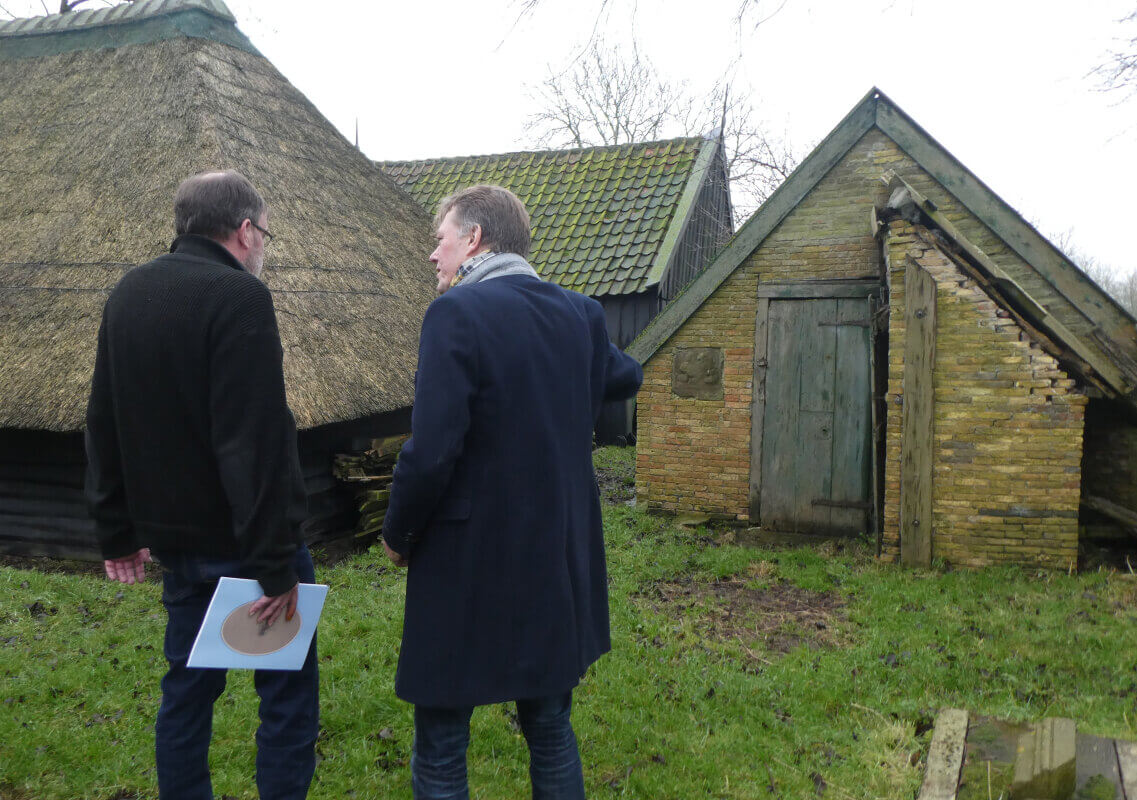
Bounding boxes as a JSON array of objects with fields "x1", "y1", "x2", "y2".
[{"x1": 380, "y1": 136, "x2": 706, "y2": 296}]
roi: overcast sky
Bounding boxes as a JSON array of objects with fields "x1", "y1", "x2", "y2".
[{"x1": 7, "y1": 0, "x2": 1136, "y2": 275}]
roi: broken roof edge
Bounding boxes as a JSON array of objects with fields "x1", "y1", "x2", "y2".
[
  {"x1": 873, "y1": 95, "x2": 1137, "y2": 341},
  {"x1": 641, "y1": 132, "x2": 725, "y2": 290},
  {"x1": 881, "y1": 174, "x2": 1135, "y2": 403},
  {"x1": 0, "y1": 0, "x2": 255, "y2": 60}
]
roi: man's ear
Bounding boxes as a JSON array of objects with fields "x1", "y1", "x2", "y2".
[
  {"x1": 467, "y1": 224, "x2": 483, "y2": 251},
  {"x1": 237, "y1": 219, "x2": 254, "y2": 249}
]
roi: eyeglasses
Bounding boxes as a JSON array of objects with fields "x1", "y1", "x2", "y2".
[{"x1": 249, "y1": 220, "x2": 274, "y2": 245}]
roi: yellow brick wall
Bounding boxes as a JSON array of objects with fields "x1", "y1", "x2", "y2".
[
  {"x1": 880, "y1": 221, "x2": 1086, "y2": 568},
  {"x1": 636, "y1": 129, "x2": 895, "y2": 518},
  {"x1": 636, "y1": 127, "x2": 1088, "y2": 568}
]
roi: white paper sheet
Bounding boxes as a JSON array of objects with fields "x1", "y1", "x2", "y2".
[{"x1": 187, "y1": 577, "x2": 328, "y2": 671}]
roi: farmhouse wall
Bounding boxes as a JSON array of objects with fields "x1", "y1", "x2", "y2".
[{"x1": 880, "y1": 220, "x2": 1086, "y2": 567}]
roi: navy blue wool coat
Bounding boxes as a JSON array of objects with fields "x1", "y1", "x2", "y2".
[{"x1": 382, "y1": 274, "x2": 642, "y2": 708}]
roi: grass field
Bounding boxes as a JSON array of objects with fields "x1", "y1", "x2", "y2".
[{"x1": 3, "y1": 447, "x2": 1137, "y2": 799}]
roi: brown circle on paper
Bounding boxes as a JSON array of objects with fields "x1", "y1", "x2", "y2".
[{"x1": 221, "y1": 602, "x2": 302, "y2": 656}]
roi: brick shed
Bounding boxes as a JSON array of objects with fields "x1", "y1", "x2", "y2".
[{"x1": 628, "y1": 89, "x2": 1137, "y2": 568}]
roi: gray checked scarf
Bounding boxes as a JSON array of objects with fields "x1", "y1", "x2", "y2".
[{"x1": 450, "y1": 251, "x2": 539, "y2": 289}]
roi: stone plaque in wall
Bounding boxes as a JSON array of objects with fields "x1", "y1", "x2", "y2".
[{"x1": 672, "y1": 347, "x2": 724, "y2": 399}]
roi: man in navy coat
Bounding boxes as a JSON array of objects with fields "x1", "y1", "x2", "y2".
[{"x1": 382, "y1": 184, "x2": 642, "y2": 799}]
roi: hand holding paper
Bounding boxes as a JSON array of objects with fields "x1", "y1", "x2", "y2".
[
  {"x1": 188, "y1": 577, "x2": 328, "y2": 671},
  {"x1": 249, "y1": 583, "x2": 299, "y2": 625}
]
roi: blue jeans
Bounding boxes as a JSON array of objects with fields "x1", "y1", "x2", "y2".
[
  {"x1": 412, "y1": 691, "x2": 585, "y2": 800},
  {"x1": 152, "y1": 547, "x2": 319, "y2": 800}
]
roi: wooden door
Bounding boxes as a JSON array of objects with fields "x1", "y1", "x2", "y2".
[{"x1": 751, "y1": 284, "x2": 876, "y2": 535}]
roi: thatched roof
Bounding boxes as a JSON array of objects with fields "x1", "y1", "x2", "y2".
[
  {"x1": 0, "y1": 0, "x2": 436, "y2": 433},
  {"x1": 381, "y1": 136, "x2": 721, "y2": 297}
]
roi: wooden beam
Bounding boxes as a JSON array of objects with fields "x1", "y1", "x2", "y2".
[
  {"x1": 900, "y1": 260, "x2": 936, "y2": 567},
  {"x1": 1082, "y1": 495, "x2": 1137, "y2": 533},
  {"x1": 917, "y1": 708, "x2": 968, "y2": 800},
  {"x1": 877, "y1": 101, "x2": 1137, "y2": 353},
  {"x1": 755, "y1": 279, "x2": 879, "y2": 299},
  {"x1": 885, "y1": 174, "x2": 1132, "y2": 398}
]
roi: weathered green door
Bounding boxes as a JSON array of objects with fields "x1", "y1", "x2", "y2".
[{"x1": 750, "y1": 284, "x2": 876, "y2": 536}]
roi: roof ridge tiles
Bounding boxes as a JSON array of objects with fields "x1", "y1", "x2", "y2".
[{"x1": 377, "y1": 134, "x2": 704, "y2": 169}]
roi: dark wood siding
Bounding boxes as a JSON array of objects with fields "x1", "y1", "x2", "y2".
[
  {"x1": 660, "y1": 144, "x2": 733, "y2": 303},
  {"x1": 595, "y1": 291, "x2": 662, "y2": 443},
  {"x1": 1081, "y1": 398, "x2": 1137, "y2": 534},
  {"x1": 594, "y1": 144, "x2": 734, "y2": 444},
  {"x1": 0, "y1": 429, "x2": 95, "y2": 559},
  {"x1": 296, "y1": 408, "x2": 411, "y2": 546},
  {"x1": 0, "y1": 409, "x2": 412, "y2": 560}
]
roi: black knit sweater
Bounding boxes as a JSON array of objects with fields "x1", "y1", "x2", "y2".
[{"x1": 85, "y1": 235, "x2": 305, "y2": 596}]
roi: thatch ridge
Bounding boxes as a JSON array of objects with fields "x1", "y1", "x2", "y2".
[
  {"x1": 0, "y1": 0, "x2": 235, "y2": 36},
  {"x1": 0, "y1": 30, "x2": 435, "y2": 433}
]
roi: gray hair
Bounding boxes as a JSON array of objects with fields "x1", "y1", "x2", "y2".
[
  {"x1": 174, "y1": 170, "x2": 266, "y2": 240},
  {"x1": 435, "y1": 185, "x2": 531, "y2": 259}
]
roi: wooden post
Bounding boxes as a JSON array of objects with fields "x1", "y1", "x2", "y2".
[{"x1": 900, "y1": 261, "x2": 936, "y2": 567}]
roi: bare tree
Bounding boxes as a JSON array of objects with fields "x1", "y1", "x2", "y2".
[
  {"x1": 1050, "y1": 227, "x2": 1137, "y2": 316},
  {"x1": 1094, "y1": 10, "x2": 1137, "y2": 100},
  {"x1": 526, "y1": 40, "x2": 676, "y2": 148},
  {"x1": 525, "y1": 38, "x2": 801, "y2": 225},
  {"x1": 509, "y1": 0, "x2": 788, "y2": 50}
]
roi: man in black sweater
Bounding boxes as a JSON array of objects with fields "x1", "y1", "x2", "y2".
[{"x1": 85, "y1": 171, "x2": 317, "y2": 800}]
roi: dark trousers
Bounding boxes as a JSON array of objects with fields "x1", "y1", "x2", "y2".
[
  {"x1": 153, "y1": 547, "x2": 319, "y2": 800},
  {"x1": 412, "y1": 691, "x2": 585, "y2": 800}
]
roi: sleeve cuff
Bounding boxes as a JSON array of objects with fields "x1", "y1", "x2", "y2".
[
  {"x1": 98, "y1": 528, "x2": 141, "y2": 561},
  {"x1": 256, "y1": 565, "x2": 299, "y2": 597}
]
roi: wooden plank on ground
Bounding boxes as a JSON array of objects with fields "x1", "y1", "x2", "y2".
[
  {"x1": 1012, "y1": 718, "x2": 1076, "y2": 800},
  {"x1": 749, "y1": 297, "x2": 771, "y2": 525},
  {"x1": 900, "y1": 261, "x2": 936, "y2": 567},
  {"x1": 1075, "y1": 733, "x2": 1123, "y2": 797},
  {"x1": 918, "y1": 708, "x2": 968, "y2": 800},
  {"x1": 1118, "y1": 740, "x2": 1137, "y2": 800}
]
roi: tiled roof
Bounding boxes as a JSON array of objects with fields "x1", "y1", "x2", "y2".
[{"x1": 382, "y1": 136, "x2": 712, "y2": 296}]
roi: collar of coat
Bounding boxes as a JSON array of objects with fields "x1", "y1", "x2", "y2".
[{"x1": 169, "y1": 233, "x2": 249, "y2": 273}]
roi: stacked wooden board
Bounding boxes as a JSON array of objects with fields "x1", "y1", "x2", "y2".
[{"x1": 332, "y1": 436, "x2": 407, "y2": 544}]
